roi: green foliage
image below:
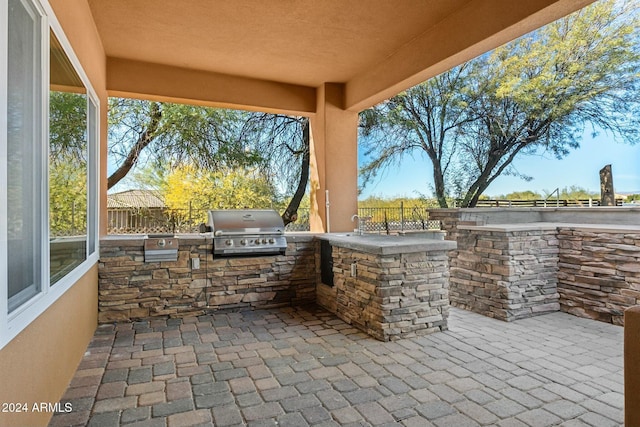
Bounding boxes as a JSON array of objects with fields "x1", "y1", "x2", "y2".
[
  {"x1": 50, "y1": 91, "x2": 87, "y2": 164},
  {"x1": 358, "y1": 196, "x2": 438, "y2": 222},
  {"x1": 108, "y1": 101, "x2": 310, "y2": 224},
  {"x1": 108, "y1": 99, "x2": 308, "y2": 192},
  {"x1": 554, "y1": 186, "x2": 599, "y2": 200},
  {"x1": 128, "y1": 164, "x2": 168, "y2": 191},
  {"x1": 359, "y1": 65, "x2": 473, "y2": 208},
  {"x1": 49, "y1": 161, "x2": 87, "y2": 236},
  {"x1": 278, "y1": 193, "x2": 310, "y2": 211},
  {"x1": 108, "y1": 99, "x2": 265, "y2": 174},
  {"x1": 492, "y1": 187, "x2": 599, "y2": 200},
  {"x1": 49, "y1": 90, "x2": 88, "y2": 236},
  {"x1": 496, "y1": 190, "x2": 543, "y2": 200},
  {"x1": 163, "y1": 164, "x2": 278, "y2": 225},
  {"x1": 358, "y1": 196, "x2": 434, "y2": 209},
  {"x1": 360, "y1": 0, "x2": 640, "y2": 208}
]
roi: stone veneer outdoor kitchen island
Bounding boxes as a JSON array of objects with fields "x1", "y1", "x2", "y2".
[
  {"x1": 316, "y1": 234, "x2": 456, "y2": 341},
  {"x1": 98, "y1": 234, "x2": 318, "y2": 323},
  {"x1": 98, "y1": 234, "x2": 456, "y2": 342}
]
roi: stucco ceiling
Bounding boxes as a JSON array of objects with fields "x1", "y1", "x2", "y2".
[
  {"x1": 87, "y1": 0, "x2": 593, "y2": 112},
  {"x1": 88, "y1": 0, "x2": 471, "y2": 87}
]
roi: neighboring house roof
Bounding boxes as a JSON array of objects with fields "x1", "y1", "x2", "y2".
[{"x1": 107, "y1": 189, "x2": 165, "y2": 209}]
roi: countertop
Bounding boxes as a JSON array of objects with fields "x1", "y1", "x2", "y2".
[
  {"x1": 100, "y1": 232, "x2": 456, "y2": 255},
  {"x1": 457, "y1": 222, "x2": 640, "y2": 234},
  {"x1": 316, "y1": 233, "x2": 456, "y2": 255}
]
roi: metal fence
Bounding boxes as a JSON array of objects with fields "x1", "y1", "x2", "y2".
[
  {"x1": 107, "y1": 208, "x2": 191, "y2": 234},
  {"x1": 107, "y1": 207, "x2": 313, "y2": 234},
  {"x1": 107, "y1": 205, "x2": 441, "y2": 235},
  {"x1": 357, "y1": 206, "x2": 440, "y2": 234},
  {"x1": 106, "y1": 198, "x2": 629, "y2": 235},
  {"x1": 469, "y1": 198, "x2": 623, "y2": 208}
]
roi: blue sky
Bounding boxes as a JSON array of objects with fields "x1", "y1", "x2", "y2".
[
  {"x1": 111, "y1": 129, "x2": 640, "y2": 199},
  {"x1": 358, "y1": 130, "x2": 640, "y2": 199}
]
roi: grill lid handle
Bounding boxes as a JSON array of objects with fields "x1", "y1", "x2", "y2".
[{"x1": 214, "y1": 230, "x2": 283, "y2": 237}]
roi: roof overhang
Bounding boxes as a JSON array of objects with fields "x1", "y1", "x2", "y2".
[{"x1": 88, "y1": 0, "x2": 595, "y2": 114}]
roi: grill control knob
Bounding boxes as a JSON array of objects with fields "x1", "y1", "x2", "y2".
[
  {"x1": 225, "y1": 239, "x2": 233, "y2": 246},
  {"x1": 254, "y1": 239, "x2": 260, "y2": 245},
  {"x1": 262, "y1": 239, "x2": 268, "y2": 244},
  {"x1": 240, "y1": 239, "x2": 247, "y2": 245},
  {"x1": 268, "y1": 238, "x2": 275, "y2": 244}
]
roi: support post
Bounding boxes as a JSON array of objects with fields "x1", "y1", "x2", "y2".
[
  {"x1": 308, "y1": 83, "x2": 358, "y2": 232},
  {"x1": 625, "y1": 306, "x2": 640, "y2": 426}
]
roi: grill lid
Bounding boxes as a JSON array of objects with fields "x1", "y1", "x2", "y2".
[
  {"x1": 207, "y1": 209, "x2": 285, "y2": 235},
  {"x1": 206, "y1": 209, "x2": 287, "y2": 257}
]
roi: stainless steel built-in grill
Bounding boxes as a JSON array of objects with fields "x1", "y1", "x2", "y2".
[{"x1": 206, "y1": 209, "x2": 287, "y2": 257}]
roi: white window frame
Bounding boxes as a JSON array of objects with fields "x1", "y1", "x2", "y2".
[
  {"x1": 0, "y1": 0, "x2": 100, "y2": 350},
  {"x1": 0, "y1": 0, "x2": 9, "y2": 338}
]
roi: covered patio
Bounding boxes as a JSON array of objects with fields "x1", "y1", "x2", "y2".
[
  {"x1": 49, "y1": 306, "x2": 623, "y2": 427},
  {"x1": 4, "y1": 1, "x2": 634, "y2": 426},
  {"x1": 84, "y1": 0, "x2": 599, "y2": 235}
]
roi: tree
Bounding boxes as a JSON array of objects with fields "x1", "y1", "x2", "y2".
[
  {"x1": 49, "y1": 91, "x2": 87, "y2": 164},
  {"x1": 108, "y1": 99, "x2": 310, "y2": 226},
  {"x1": 242, "y1": 115, "x2": 310, "y2": 225},
  {"x1": 359, "y1": 65, "x2": 474, "y2": 208},
  {"x1": 50, "y1": 159, "x2": 87, "y2": 236},
  {"x1": 108, "y1": 100, "x2": 264, "y2": 189},
  {"x1": 163, "y1": 165, "x2": 276, "y2": 226},
  {"x1": 49, "y1": 91, "x2": 87, "y2": 236},
  {"x1": 360, "y1": 0, "x2": 640, "y2": 207}
]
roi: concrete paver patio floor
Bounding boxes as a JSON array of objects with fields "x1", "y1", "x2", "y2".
[{"x1": 49, "y1": 306, "x2": 624, "y2": 427}]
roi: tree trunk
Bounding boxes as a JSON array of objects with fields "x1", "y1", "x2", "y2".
[
  {"x1": 107, "y1": 102, "x2": 162, "y2": 189},
  {"x1": 432, "y1": 160, "x2": 448, "y2": 208},
  {"x1": 281, "y1": 119, "x2": 310, "y2": 226}
]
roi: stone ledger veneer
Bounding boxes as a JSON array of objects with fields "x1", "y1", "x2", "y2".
[
  {"x1": 450, "y1": 225, "x2": 560, "y2": 321},
  {"x1": 98, "y1": 235, "x2": 317, "y2": 323},
  {"x1": 441, "y1": 212, "x2": 640, "y2": 325},
  {"x1": 99, "y1": 234, "x2": 456, "y2": 341},
  {"x1": 316, "y1": 236, "x2": 455, "y2": 341}
]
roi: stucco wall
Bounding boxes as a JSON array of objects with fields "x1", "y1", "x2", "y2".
[
  {"x1": 0, "y1": 266, "x2": 97, "y2": 427},
  {"x1": 0, "y1": 2, "x2": 106, "y2": 426}
]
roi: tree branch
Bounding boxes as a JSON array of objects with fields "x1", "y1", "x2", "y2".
[
  {"x1": 282, "y1": 119, "x2": 310, "y2": 226},
  {"x1": 107, "y1": 102, "x2": 162, "y2": 189}
]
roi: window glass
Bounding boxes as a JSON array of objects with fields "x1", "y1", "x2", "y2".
[
  {"x1": 87, "y1": 99, "x2": 97, "y2": 256},
  {"x1": 49, "y1": 31, "x2": 87, "y2": 284},
  {"x1": 7, "y1": 0, "x2": 43, "y2": 312}
]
